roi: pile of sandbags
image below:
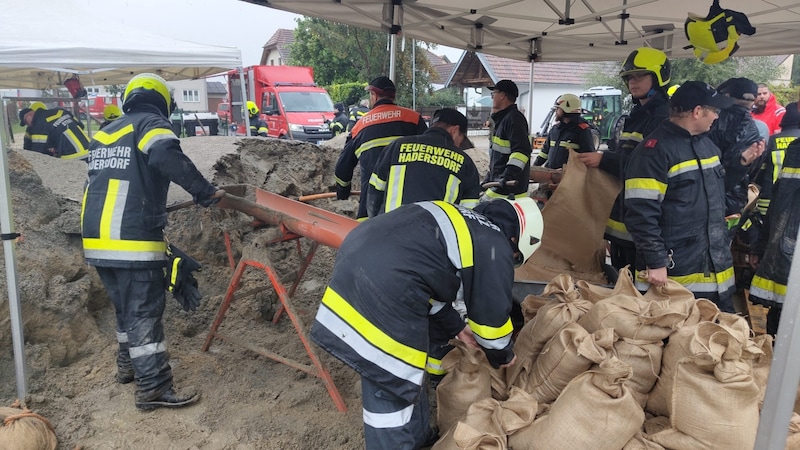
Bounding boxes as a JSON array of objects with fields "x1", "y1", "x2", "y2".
[{"x1": 433, "y1": 267, "x2": 796, "y2": 450}]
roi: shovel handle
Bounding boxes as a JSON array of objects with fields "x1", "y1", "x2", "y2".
[{"x1": 298, "y1": 191, "x2": 361, "y2": 202}]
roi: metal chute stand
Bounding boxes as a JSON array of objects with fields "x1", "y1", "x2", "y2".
[{"x1": 200, "y1": 185, "x2": 358, "y2": 412}]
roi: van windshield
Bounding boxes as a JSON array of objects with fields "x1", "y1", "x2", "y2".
[{"x1": 278, "y1": 91, "x2": 334, "y2": 113}]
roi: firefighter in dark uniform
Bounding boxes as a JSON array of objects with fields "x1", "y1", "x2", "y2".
[
  {"x1": 749, "y1": 138, "x2": 800, "y2": 337},
  {"x1": 576, "y1": 47, "x2": 672, "y2": 271},
  {"x1": 310, "y1": 197, "x2": 543, "y2": 449},
  {"x1": 329, "y1": 102, "x2": 349, "y2": 136},
  {"x1": 20, "y1": 101, "x2": 48, "y2": 154},
  {"x1": 623, "y1": 81, "x2": 752, "y2": 313},
  {"x1": 247, "y1": 101, "x2": 268, "y2": 137},
  {"x1": 367, "y1": 107, "x2": 481, "y2": 217},
  {"x1": 20, "y1": 104, "x2": 90, "y2": 160},
  {"x1": 754, "y1": 103, "x2": 800, "y2": 218},
  {"x1": 347, "y1": 98, "x2": 370, "y2": 132},
  {"x1": 81, "y1": 73, "x2": 224, "y2": 410},
  {"x1": 100, "y1": 104, "x2": 122, "y2": 130},
  {"x1": 533, "y1": 93, "x2": 596, "y2": 169},
  {"x1": 483, "y1": 79, "x2": 532, "y2": 200},
  {"x1": 334, "y1": 76, "x2": 427, "y2": 221}
]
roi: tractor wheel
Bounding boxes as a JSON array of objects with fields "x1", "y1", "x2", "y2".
[
  {"x1": 591, "y1": 128, "x2": 601, "y2": 150},
  {"x1": 607, "y1": 114, "x2": 628, "y2": 152}
]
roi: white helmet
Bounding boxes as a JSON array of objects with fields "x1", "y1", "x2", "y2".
[
  {"x1": 555, "y1": 93, "x2": 582, "y2": 114},
  {"x1": 504, "y1": 196, "x2": 543, "y2": 266}
]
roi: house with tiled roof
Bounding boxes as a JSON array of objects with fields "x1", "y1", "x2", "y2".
[
  {"x1": 446, "y1": 51, "x2": 616, "y2": 132},
  {"x1": 260, "y1": 29, "x2": 295, "y2": 66}
]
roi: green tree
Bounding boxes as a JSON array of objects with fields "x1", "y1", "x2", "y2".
[
  {"x1": 288, "y1": 17, "x2": 437, "y2": 108},
  {"x1": 104, "y1": 84, "x2": 125, "y2": 97}
]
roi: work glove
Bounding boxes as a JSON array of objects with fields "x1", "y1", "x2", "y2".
[
  {"x1": 499, "y1": 166, "x2": 522, "y2": 190},
  {"x1": 193, "y1": 187, "x2": 221, "y2": 208},
  {"x1": 165, "y1": 245, "x2": 203, "y2": 312},
  {"x1": 335, "y1": 183, "x2": 351, "y2": 200}
]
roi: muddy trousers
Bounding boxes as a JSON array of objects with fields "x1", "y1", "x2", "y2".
[
  {"x1": 361, "y1": 377, "x2": 430, "y2": 450},
  {"x1": 95, "y1": 266, "x2": 173, "y2": 402}
]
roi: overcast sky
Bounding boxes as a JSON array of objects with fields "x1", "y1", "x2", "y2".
[{"x1": 81, "y1": 0, "x2": 464, "y2": 69}]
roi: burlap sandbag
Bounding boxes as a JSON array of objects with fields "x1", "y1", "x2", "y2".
[
  {"x1": 683, "y1": 298, "x2": 720, "y2": 327},
  {"x1": 523, "y1": 324, "x2": 616, "y2": 403},
  {"x1": 515, "y1": 150, "x2": 620, "y2": 285},
  {"x1": 786, "y1": 413, "x2": 800, "y2": 450},
  {"x1": 431, "y1": 421, "x2": 506, "y2": 450},
  {"x1": 506, "y1": 275, "x2": 593, "y2": 388},
  {"x1": 614, "y1": 337, "x2": 663, "y2": 407},
  {"x1": 509, "y1": 357, "x2": 644, "y2": 450},
  {"x1": 520, "y1": 294, "x2": 551, "y2": 324},
  {"x1": 0, "y1": 405, "x2": 57, "y2": 450},
  {"x1": 437, "y1": 339, "x2": 492, "y2": 435},
  {"x1": 648, "y1": 323, "x2": 760, "y2": 450},
  {"x1": 622, "y1": 431, "x2": 666, "y2": 450},
  {"x1": 748, "y1": 333, "x2": 773, "y2": 408},
  {"x1": 575, "y1": 265, "x2": 638, "y2": 303},
  {"x1": 488, "y1": 364, "x2": 509, "y2": 401},
  {"x1": 578, "y1": 277, "x2": 694, "y2": 342}
]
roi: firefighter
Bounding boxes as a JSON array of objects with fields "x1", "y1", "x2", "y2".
[
  {"x1": 483, "y1": 79, "x2": 532, "y2": 200},
  {"x1": 576, "y1": 47, "x2": 671, "y2": 271},
  {"x1": 366, "y1": 107, "x2": 480, "y2": 217},
  {"x1": 623, "y1": 81, "x2": 764, "y2": 313},
  {"x1": 247, "y1": 101, "x2": 268, "y2": 137},
  {"x1": 533, "y1": 93, "x2": 596, "y2": 169},
  {"x1": 81, "y1": 73, "x2": 225, "y2": 411},
  {"x1": 334, "y1": 76, "x2": 427, "y2": 221},
  {"x1": 328, "y1": 102, "x2": 348, "y2": 136},
  {"x1": 749, "y1": 138, "x2": 800, "y2": 337},
  {"x1": 755, "y1": 103, "x2": 800, "y2": 217},
  {"x1": 347, "y1": 98, "x2": 370, "y2": 132},
  {"x1": 19, "y1": 104, "x2": 90, "y2": 160},
  {"x1": 310, "y1": 196, "x2": 543, "y2": 449},
  {"x1": 20, "y1": 101, "x2": 48, "y2": 153},
  {"x1": 100, "y1": 104, "x2": 122, "y2": 130}
]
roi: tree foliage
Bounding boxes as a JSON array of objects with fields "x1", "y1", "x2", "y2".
[{"x1": 288, "y1": 17, "x2": 437, "y2": 108}]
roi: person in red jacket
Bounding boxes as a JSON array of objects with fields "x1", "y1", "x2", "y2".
[{"x1": 752, "y1": 83, "x2": 786, "y2": 135}]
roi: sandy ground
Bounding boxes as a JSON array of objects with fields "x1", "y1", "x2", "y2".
[{"x1": 0, "y1": 132, "x2": 491, "y2": 449}]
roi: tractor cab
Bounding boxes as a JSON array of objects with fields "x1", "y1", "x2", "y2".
[{"x1": 580, "y1": 86, "x2": 625, "y2": 149}]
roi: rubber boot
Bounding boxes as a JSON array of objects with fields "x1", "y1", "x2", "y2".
[
  {"x1": 116, "y1": 342, "x2": 135, "y2": 384},
  {"x1": 135, "y1": 387, "x2": 201, "y2": 411}
]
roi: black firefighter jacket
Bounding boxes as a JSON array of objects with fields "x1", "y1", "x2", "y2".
[
  {"x1": 533, "y1": 117, "x2": 595, "y2": 169},
  {"x1": 334, "y1": 99, "x2": 427, "y2": 220},
  {"x1": 600, "y1": 92, "x2": 670, "y2": 245},
  {"x1": 310, "y1": 201, "x2": 516, "y2": 403},
  {"x1": 24, "y1": 108, "x2": 90, "y2": 159},
  {"x1": 754, "y1": 127, "x2": 800, "y2": 215},
  {"x1": 624, "y1": 120, "x2": 735, "y2": 298},
  {"x1": 81, "y1": 104, "x2": 217, "y2": 268},
  {"x1": 484, "y1": 104, "x2": 532, "y2": 198},
  {"x1": 750, "y1": 139, "x2": 800, "y2": 308},
  {"x1": 366, "y1": 126, "x2": 481, "y2": 217}
]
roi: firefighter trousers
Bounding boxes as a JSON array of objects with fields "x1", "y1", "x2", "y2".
[
  {"x1": 95, "y1": 266, "x2": 174, "y2": 402},
  {"x1": 361, "y1": 376, "x2": 430, "y2": 450}
]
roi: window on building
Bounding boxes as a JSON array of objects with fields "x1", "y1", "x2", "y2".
[
  {"x1": 86, "y1": 87, "x2": 100, "y2": 95},
  {"x1": 182, "y1": 90, "x2": 200, "y2": 103}
]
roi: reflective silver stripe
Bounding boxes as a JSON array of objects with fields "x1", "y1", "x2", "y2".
[
  {"x1": 139, "y1": 133, "x2": 177, "y2": 154},
  {"x1": 473, "y1": 332, "x2": 512, "y2": 351},
  {"x1": 750, "y1": 285, "x2": 783, "y2": 303},
  {"x1": 625, "y1": 188, "x2": 663, "y2": 201},
  {"x1": 384, "y1": 165, "x2": 406, "y2": 213},
  {"x1": 110, "y1": 180, "x2": 129, "y2": 240},
  {"x1": 369, "y1": 172, "x2": 387, "y2": 191},
  {"x1": 459, "y1": 198, "x2": 479, "y2": 209},
  {"x1": 129, "y1": 341, "x2": 166, "y2": 359},
  {"x1": 315, "y1": 304, "x2": 424, "y2": 385},
  {"x1": 443, "y1": 174, "x2": 460, "y2": 205},
  {"x1": 83, "y1": 248, "x2": 166, "y2": 261},
  {"x1": 363, "y1": 403, "x2": 414, "y2": 429},
  {"x1": 355, "y1": 136, "x2": 401, "y2": 158},
  {"x1": 428, "y1": 299, "x2": 446, "y2": 315},
  {"x1": 418, "y1": 202, "x2": 463, "y2": 269},
  {"x1": 507, "y1": 158, "x2": 526, "y2": 169},
  {"x1": 31, "y1": 134, "x2": 48, "y2": 143},
  {"x1": 116, "y1": 331, "x2": 128, "y2": 344},
  {"x1": 668, "y1": 162, "x2": 700, "y2": 178}
]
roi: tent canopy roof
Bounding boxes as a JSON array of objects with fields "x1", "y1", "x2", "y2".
[
  {"x1": 247, "y1": 0, "x2": 800, "y2": 63},
  {"x1": 0, "y1": 1, "x2": 242, "y2": 89}
]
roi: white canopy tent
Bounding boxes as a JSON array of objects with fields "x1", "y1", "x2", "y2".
[
  {"x1": 247, "y1": 1, "x2": 800, "y2": 448},
  {"x1": 0, "y1": 0, "x2": 243, "y2": 404}
]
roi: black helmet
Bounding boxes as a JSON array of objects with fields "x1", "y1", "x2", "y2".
[{"x1": 122, "y1": 73, "x2": 176, "y2": 117}]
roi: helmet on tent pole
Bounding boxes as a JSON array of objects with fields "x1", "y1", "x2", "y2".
[
  {"x1": 246, "y1": 101, "x2": 259, "y2": 117},
  {"x1": 122, "y1": 73, "x2": 176, "y2": 118},
  {"x1": 103, "y1": 104, "x2": 122, "y2": 122},
  {"x1": 684, "y1": 0, "x2": 756, "y2": 65},
  {"x1": 554, "y1": 93, "x2": 582, "y2": 114},
  {"x1": 619, "y1": 47, "x2": 671, "y2": 88}
]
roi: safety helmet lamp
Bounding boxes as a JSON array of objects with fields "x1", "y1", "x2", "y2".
[
  {"x1": 503, "y1": 197, "x2": 543, "y2": 267},
  {"x1": 620, "y1": 47, "x2": 671, "y2": 87},
  {"x1": 122, "y1": 73, "x2": 176, "y2": 117},
  {"x1": 555, "y1": 94, "x2": 582, "y2": 114}
]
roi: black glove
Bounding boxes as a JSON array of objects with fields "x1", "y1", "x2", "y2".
[
  {"x1": 193, "y1": 187, "x2": 220, "y2": 208},
  {"x1": 335, "y1": 183, "x2": 351, "y2": 200},
  {"x1": 499, "y1": 166, "x2": 522, "y2": 190},
  {"x1": 165, "y1": 245, "x2": 203, "y2": 312}
]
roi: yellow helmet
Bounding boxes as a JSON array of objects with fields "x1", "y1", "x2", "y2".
[
  {"x1": 555, "y1": 94, "x2": 582, "y2": 114},
  {"x1": 122, "y1": 73, "x2": 176, "y2": 117},
  {"x1": 247, "y1": 101, "x2": 259, "y2": 116},
  {"x1": 30, "y1": 101, "x2": 46, "y2": 111},
  {"x1": 667, "y1": 85, "x2": 681, "y2": 98},
  {"x1": 103, "y1": 104, "x2": 122, "y2": 121},
  {"x1": 620, "y1": 48, "x2": 671, "y2": 87}
]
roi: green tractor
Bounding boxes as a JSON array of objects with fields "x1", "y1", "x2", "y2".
[{"x1": 580, "y1": 86, "x2": 627, "y2": 150}]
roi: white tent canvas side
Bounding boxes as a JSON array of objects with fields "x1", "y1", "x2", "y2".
[{"x1": 0, "y1": 0, "x2": 243, "y2": 402}]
